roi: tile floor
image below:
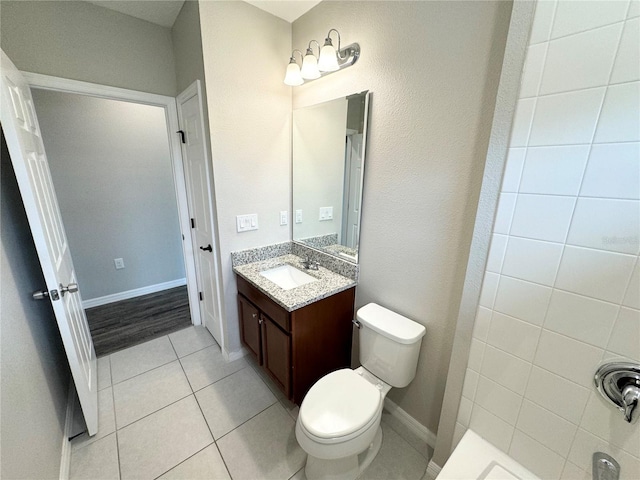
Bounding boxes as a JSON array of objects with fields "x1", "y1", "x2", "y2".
[{"x1": 70, "y1": 326, "x2": 429, "y2": 480}]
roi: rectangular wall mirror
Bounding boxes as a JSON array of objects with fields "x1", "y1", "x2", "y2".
[{"x1": 292, "y1": 91, "x2": 370, "y2": 263}]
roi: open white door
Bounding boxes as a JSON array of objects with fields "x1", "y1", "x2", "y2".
[
  {"x1": 176, "y1": 81, "x2": 223, "y2": 345},
  {"x1": 1, "y1": 51, "x2": 98, "y2": 435}
]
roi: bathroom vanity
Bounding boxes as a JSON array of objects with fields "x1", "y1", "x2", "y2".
[{"x1": 234, "y1": 254, "x2": 356, "y2": 404}]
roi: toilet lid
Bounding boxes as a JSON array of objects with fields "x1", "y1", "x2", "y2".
[{"x1": 299, "y1": 369, "x2": 382, "y2": 439}]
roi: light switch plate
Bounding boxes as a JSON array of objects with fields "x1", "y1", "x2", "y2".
[
  {"x1": 237, "y1": 214, "x2": 258, "y2": 232},
  {"x1": 295, "y1": 210, "x2": 303, "y2": 224},
  {"x1": 114, "y1": 258, "x2": 125, "y2": 269},
  {"x1": 319, "y1": 206, "x2": 333, "y2": 221}
]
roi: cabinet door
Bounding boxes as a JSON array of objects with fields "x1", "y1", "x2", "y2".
[
  {"x1": 238, "y1": 295, "x2": 261, "y2": 364},
  {"x1": 261, "y1": 315, "x2": 291, "y2": 397}
]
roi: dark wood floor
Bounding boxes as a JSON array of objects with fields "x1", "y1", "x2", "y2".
[{"x1": 86, "y1": 286, "x2": 192, "y2": 356}]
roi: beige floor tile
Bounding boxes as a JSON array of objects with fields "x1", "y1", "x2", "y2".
[
  {"x1": 71, "y1": 387, "x2": 116, "y2": 451},
  {"x1": 97, "y1": 355, "x2": 112, "y2": 391},
  {"x1": 381, "y1": 412, "x2": 433, "y2": 460},
  {"x1": 169, "y1": 326, "x2": 216, "y2": 358},
  {"x1": 217, "y1": 403, "x2": 305, "y2": 480},
  {"x1": 110, "y1": 336, "x2": 176, "y2": 384},
  {"x1": 195, "y1": 367, "x2": 277, "y2": 439},
  {"x1": 180, "y1": 345, "x2": 247, "y2": 391},
  {"x1": 359, "y1": 423, "x2": 428, "y2": 480},
  {"x1": 158, "y1": 444, "x2": 231, "y2": 480},
  {"x1": 117, "y1": 396, "x2": 213, "y2": 479},
  {"x1": 113, "y1": 360, "x2": 192, "y2": 428},
  {"x1": 69, "y1": 433, "x2": 120, "y2": 480}
]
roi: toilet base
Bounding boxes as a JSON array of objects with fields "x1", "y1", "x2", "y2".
[{"x1": 304, "y1": 426, "x2": 383, "y2": 480}]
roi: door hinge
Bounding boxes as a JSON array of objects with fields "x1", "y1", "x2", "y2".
[
  {"x1": 199, "y1": 292, "x2": 203, "y2": 301},
  {"x1": 177, "y1": 130, "x2": 186, "y2": 144},
  {"x1": 190, "y1": 218, "x2": 196, "y2": 229}
]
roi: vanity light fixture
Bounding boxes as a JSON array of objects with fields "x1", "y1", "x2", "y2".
[
  {"x1": 284, "y1": 50, "x2": 305, "y2": 86},
  {"x1": 301, "y1": 41, "x2": 321, "y2": 80},
  {"x1": 284, "y1": 28, "x2": 360, "y2": 86}
]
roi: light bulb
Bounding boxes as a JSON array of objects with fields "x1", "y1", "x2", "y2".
[
  {"x1": 300, "y1": 50, "x2": 320, "y2": 80},
  {"x1": 318, "y1": 40, "x2": 339, "y2": 72},
  {"x1": 284, "y1": 60, "x2": 304, "y2": 86}
]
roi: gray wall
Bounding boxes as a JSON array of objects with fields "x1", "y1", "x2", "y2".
[
  {"x1": 293, "y1": 1, "x2": 513, "y2": 433},
  {"x1": 0, "y1": 0, "x2": 176, "y2": 96},
  {"x1": 199, "y1": 1, "x2": 292, "y2": 354},
  {"x1": 1, "y1": 133, "x2": 71, "y2": 480},
  {"x1": 31, "y1": 90, "x2": 186, "y2": 300}
]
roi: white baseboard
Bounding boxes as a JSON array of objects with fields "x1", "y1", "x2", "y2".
[
  {"x1": 425, "y1": 460, "x2": 442, "y2": 480},
  {"x1": 223, "y1": 345, "x2": 248, "y2": 362},
  {"x1": 82, "y1": 278, "x2": 187, "y2": 309},
  {"x1": 59, "y1": 383, "x2": 76, "y2": 480},
  {"x1": 383, "y1": 397, "x2": 437, "y2": 448}
]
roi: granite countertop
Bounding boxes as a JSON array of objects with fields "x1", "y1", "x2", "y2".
[{"x1": 233, "y1": 254, "x2": 357, "y2": 312}]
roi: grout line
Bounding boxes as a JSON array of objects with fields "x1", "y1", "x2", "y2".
[
  {"x1": 497, "y1": 271, "x2": 636, "y2": 304},
  {"x1": 110, "y1": 344, "x2": 178, "y2": 387},
  {"x1": 110, "y1": 381, "x2": 123, "y2": 480},
  {"x1": 189, "y1": 364, "x2": 251, "y2": 395},
  {"x1": 288, "y1": 466, "x2": 305, "y2": 480},
  {"x1": 529, "y1": 16, "x2": 627, "y2": 48},
  {"x1": 191, "y1": 393, "x2": 217, "y2": 447},
  {"x1": 214, "y1": 401, "x2": 280, "y2": 443},
  {"x1": 476, "y1": 343, "x2": 591, "y2": 397},
  {"x1": 116, "y1": 391, "x2": 194, "y2": 431},
  {"x1": 500, "y1": 190, "x2": 640, "y2": 202},
  {"x1": 213, "y1": 442, "x2": 234, "y2": 480},
  {"x1": 175, "y1": 341, "x2": 220, "y2": 361},
  {"x1": 519, "y1": 78, "x2": 638, "y2": 101},
  {"x1": 151, "y1": 442, "x2": 215, "y2": 480}
]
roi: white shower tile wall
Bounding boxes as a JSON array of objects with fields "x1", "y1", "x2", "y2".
[{"x1": 455, "y1": 1, "x2": 640, "y2": 478}]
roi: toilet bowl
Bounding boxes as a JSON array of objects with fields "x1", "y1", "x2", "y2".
[{"x1": 295, "y1": 303, "x2": 426, "y2": 480}]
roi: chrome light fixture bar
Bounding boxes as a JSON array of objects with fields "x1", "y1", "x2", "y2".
[{"x1": 284, "y1": 28, "x2": 360, "y2": 87}]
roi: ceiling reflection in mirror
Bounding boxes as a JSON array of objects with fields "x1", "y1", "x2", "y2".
[{"x1": 292, "y1": 91, "x2": 369, "y2": 263}]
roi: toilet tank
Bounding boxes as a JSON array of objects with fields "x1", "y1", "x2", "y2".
[{"x1": 357, "y1": 303, "x2": 426, "y2": 388}]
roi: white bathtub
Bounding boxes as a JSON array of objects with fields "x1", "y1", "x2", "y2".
[{"x1": 437, "y1": 430, "x2": 540, "y2": 480}]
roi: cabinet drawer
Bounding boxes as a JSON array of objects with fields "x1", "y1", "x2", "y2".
[{"x1": 237, "y1": 275, "x2": 290, "y2": 331}]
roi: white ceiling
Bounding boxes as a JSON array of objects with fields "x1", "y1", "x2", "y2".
[
  {"x1": 86, "y1": 0, "x2": 320, "y2": 27},
  {"x1": 85, "y1": 1, "x2": 186, "y2": 28},
  {"x1": 244, "y1": 0, "x2": 321, "y2": 23}
]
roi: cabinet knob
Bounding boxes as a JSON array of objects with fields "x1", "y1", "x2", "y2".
[{"x1": 252, "y1": 313, "x2": 258, "y2": 318}]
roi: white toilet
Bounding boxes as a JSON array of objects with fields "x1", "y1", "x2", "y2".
[{"x1": 295, "y1": 303, "x2": 426, "y2": 480}]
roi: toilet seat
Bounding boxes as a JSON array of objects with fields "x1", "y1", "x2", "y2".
[{"x1": 299, "y1": 369, "x2": 382, "y2": 442}]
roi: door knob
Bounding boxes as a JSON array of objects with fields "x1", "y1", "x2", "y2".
[
  {"x1": 60, "y1": 283, "x2": 79, "y2": 296},
  {"x1": 32, "y1": 289, "x2": 49, "y2": 300},
  {"x1": 200, "y1": 244, "x2": 213, "y2": 252}
]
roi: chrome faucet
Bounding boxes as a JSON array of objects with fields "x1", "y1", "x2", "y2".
[
  {"x1": 593, "y1": 452, "x2": 620, "y2": 480},
  {"x1": 302, "y1": 257, "x2": 319, "y2": 270}
]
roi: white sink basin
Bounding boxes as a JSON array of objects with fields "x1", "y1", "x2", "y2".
[{"x1": 259, "y1": 264, "x2": 318, "y2": 290}]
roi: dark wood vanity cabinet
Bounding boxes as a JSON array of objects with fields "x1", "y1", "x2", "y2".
[{"x1": 236, "y1": 275, "x2": 355, "y2": 405}]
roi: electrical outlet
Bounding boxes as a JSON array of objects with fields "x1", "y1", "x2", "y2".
[
  {"x1": 114, "y1": 258, "x2": 125, "y2": 269},
  {"x1": 295, "y1": 209, "x2": 303, "y2": 224},
  {"x1": 280, "y1": 211, "x2": 288, "y2": 226}
]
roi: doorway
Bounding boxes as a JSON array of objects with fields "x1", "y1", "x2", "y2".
[{"x1": 25, "y1": 73, "x2": 219, "y2": 354}]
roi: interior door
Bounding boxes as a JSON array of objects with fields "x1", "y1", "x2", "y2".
[
  {"x1": 343, "y1": 133, "x2": 363, "y2": 249},
  {"x1": 177, "y1": 81, "x2": 222, "y2": 344},
  {"x1": 0, "y1": 50, "x2": 98, "y2": 435}
]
